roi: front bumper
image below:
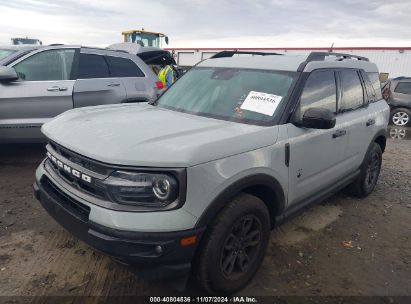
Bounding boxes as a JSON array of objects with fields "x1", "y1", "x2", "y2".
[{"x1": 33, "y1": 176, "x2": 205, "y2": 280}]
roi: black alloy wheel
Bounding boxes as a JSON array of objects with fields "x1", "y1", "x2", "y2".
[{"x1": 220, "y1": 214, "x2": 262, "y2": 279}]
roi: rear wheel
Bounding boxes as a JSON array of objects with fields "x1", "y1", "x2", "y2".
[
  {"x1": 195, "y1": 193, "x2": 270, "y2": 294},
  {"x1": 349, "y1": 142, "x2": 382, "y2": 198},
  {"x1": 391, "y1": 108, "x2": 411, "y2": 126}
]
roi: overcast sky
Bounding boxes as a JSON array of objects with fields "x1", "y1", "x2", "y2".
[{"x1": 1, "y1": 0, "x2": 410, "y2": 48}]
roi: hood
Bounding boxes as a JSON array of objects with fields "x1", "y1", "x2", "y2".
[{"x1": 42, "y1": 104, "x2": 278, "y2": 167}]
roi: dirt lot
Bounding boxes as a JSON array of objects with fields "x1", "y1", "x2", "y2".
[{"x1": 0, "y1": 131, "x2": 410, "y2": 298}]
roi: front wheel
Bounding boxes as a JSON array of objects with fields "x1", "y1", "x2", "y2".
[
  {"x1": 349, "y1": 142, "x2": 382, "y2": 198},
  {"x1": 195, "y1": 193, "x2": 270, "y2": 294}
]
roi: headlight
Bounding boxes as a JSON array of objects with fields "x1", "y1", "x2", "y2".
[
  {"x1": 153, "y1": 176, "x2": 178, "y2": 201},
  {"x1": 104, "y1": 171, "x2": 179, "y2": 207}
]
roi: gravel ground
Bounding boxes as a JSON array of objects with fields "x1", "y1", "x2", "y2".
[{"x1": 0, "y1": 131, "x2": 410, "y2": 299}]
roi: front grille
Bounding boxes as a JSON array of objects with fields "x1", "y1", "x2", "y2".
[
  {"x1": 41, "y1": 176, "x2": 90, "y2": 222},
  {"x1": 49, "y1": 142, "x2": 111, "y2": 176},
  {"x1": 46, "y1": 159, "x2": 106, "y2": 200}
]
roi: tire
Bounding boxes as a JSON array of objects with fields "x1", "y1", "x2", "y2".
[
  {"x1": 391, "y1": 107, "x2": 411, "y2": 126},
  {"x1": 195, "y1": 193, "x2": 270, "y2": 295},
  {"x1": 349, "y1": 142, "x2": 382, "y2": 198}
]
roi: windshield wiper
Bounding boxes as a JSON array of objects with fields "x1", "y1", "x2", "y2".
[{"x1": 148, "y1": 98, "x2": 159, "y2": 106}]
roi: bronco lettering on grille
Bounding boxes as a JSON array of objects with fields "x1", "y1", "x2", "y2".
[{"x1": 47, "y1": 151, "x2": 92, "y2": 183}]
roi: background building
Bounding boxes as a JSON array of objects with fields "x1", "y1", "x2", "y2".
[{"x1": 167, "y1": 47, "x2": 411, "y2": 78}]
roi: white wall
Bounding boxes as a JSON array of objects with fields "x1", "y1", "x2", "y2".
[{"x1": 171, "y1": 48, "x2": 411, "y2": 78}]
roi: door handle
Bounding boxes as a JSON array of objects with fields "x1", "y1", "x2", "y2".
[
  {"x1": 47, "y1": 86, "x2": 68, "y2": 92},
  {"x1": 366, "y1": 119, "x2": 376, "y2": 127},
  {"x1": 332, "y1": 129, "x2": 347, "y2": 138},
  {"x1": 47, "y1": 86, "x2": 60, "y2": 92},
  {"x1": 107, "y1": 83, "x2": 120, "y2": 87}
]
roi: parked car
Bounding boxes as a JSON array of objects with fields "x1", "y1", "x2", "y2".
[
  {"x1": 0, "y1": 44, "x2": 165, "y2": 142},
  {"x1": 382, "y1": 76, "x2": 411, "y2": 126},
  {"x1": 33, "y1": 51, "x2": 389, "y2": 294}
]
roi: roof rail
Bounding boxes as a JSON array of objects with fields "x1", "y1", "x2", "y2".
[
  {"x1": 210, "y1": 50, "x2": 283, "y2": 59},
  {"x1": 49, "y1": 43, "x2": 64, "y2": 46},
  {"x1": 297, "y1": 51, "x2": 369, "y2": 72},
  {"x1": 307, "y1": 51, "x2": 369, "y2": 62},
  {"x1": 108, "y1": 49, "x2": 129, "y2": 54}
]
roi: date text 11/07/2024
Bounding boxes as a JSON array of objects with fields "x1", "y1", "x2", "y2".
[{"x1": 149, "y1": 297, "x2": 258, "y2": 303}]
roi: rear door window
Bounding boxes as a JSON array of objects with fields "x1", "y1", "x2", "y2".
[
  {"x1": 299, "y1": 70, "x2": 337, "y2": 118},
  {"x1": 394, "y1": 82, "x2": 411, "y2": 95},
  {"x1": 77, "y1": 53, "x2": 109, "y2": 79},
  {"x1": 105, "y1": 56, "x2": 145, "y2": 77},
  {"x1": 339, "y1": 70, "x2": 364, "y2": 111},
  {"x1": 13, "y1": 49, "x2": 75, "y2": 81}
]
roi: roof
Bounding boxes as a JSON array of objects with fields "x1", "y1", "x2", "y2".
[
  {"x1": 1, "y1": 44, "x2": 146, "y2": 54},
  {"x1": 121, "y1": 30, "x2": 166, "y2": 36},
  {"x1": 166, "y1": 47, "x2": 411, "y2": 51},
  {"x1": 107, "y1": 43, "x2": 164, "y2": 54},
  {"x1": 0, "y1": 44, "x2": 143, "y2": 66},
  {"x1": 198, "y1": 52, "x2": 379, "y2": 73}
]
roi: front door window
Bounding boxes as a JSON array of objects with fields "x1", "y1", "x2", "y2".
[{"x1": 13, "y1": 49, "x2": 75, "y2": 81}]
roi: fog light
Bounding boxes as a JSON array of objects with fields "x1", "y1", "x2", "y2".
[{"x1": 155, "y1": 245, "x2": 163, "y2": 255}]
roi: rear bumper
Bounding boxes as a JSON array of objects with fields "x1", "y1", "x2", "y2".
[{"x1": 33, "y1": 178, "x2": 205, "y2": 280}]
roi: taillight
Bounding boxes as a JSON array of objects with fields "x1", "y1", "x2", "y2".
[
  {"x1": 382, "y1": 82, "x2": 390, "y2": 100},
  {"x1": 155, "y1": 81, "x2": 164, "y2": 89}
]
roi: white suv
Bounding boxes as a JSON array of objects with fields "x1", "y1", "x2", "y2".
[{"x1": 33, "y1": 51, "x2": 389, "y2": 294}]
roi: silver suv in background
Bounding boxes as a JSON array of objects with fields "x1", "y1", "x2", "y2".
[
  {"x1": 0, "y1": 44, "x2": 164, "y2": 142},
  {"x1": 382, "y1": 77, "x2": 411, "y2": 126},
  {"x1": 34, "y1": 51, "x2": 389, "y2": 294}
]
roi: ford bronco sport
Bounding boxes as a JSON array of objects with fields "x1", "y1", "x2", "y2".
[{"x1": 33, "y1": 51, "x2": 389, "y2": 294}]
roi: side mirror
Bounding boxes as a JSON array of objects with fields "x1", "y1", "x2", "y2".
[
  {"x1": 301, "y1": 108, "x2": 336, "y2": 129},
  {"x1": 0, "y1": 66, "x2": 19, "y2": 82}
]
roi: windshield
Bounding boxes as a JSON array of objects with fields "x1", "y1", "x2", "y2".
[
  {"x1": 0, "y1": 49, "x2": 15, "y2": 61},
  {"x1": 157, "y1": 67, "x2": 296, "y2": 125},
  {"x1": 125, "y1": 33, "x2": 160, "y2": 47}
]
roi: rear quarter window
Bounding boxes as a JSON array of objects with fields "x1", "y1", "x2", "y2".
[{"x1": 366, "y1": 72, "x2": 383, "y2": 100}]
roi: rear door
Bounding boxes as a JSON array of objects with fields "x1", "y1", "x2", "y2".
[
  {"x1": 72, "y1": 51, "x2": 127, "y2": 108},
  {"x1": 0, "y1": 48, "x2": 77, "y2": 142},
  {"x1": 335, "y1": 69, "x2": 371, "y2": 172},
  {"x1": 287, "y1": 70, "x2": 349, "y2": 206},
  {"x1": 105, "y1": 55, "x2": 155, "y2": 103}
]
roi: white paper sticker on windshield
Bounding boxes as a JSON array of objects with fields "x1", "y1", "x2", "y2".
[{"x1": 240, "y1": 91, "x2": 283, "y2": 116}]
